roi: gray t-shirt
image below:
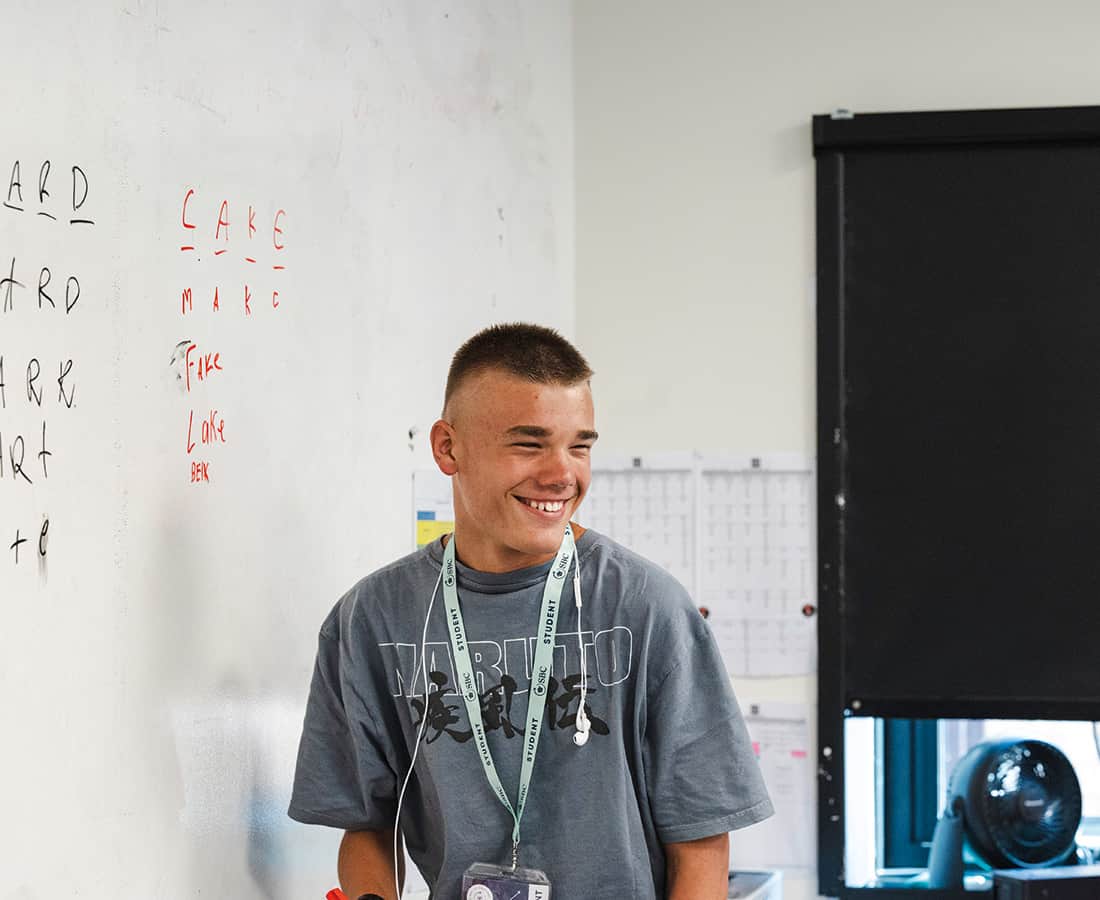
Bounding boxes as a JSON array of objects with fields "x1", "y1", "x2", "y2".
[{"x1": 289, "y1": 529, "x2": 773, "y2": 899}]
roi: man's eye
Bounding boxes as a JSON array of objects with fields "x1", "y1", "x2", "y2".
[{"x1": 512, "y1": 442, "x2": 541, "y2": 448}]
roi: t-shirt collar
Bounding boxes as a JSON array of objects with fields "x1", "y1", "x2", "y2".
[{"x1": 426, "y1": 530, "x2": 595, "y2": 595}]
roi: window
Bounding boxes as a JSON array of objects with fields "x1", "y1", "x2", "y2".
[{"x1": 845, "y1": 718, "x2": 1100, "y2": 890}]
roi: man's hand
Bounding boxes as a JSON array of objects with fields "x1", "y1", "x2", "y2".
[
  {"x1": 338, "y1": 828, "x2": 404, "y2": 900},
  {"x1": 664, "y1": 832, "x2": 729, "y2": 900}
]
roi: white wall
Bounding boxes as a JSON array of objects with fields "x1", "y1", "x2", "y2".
[{"x1": 574, "y1": 2, "x2": 1100, "y2": 897}]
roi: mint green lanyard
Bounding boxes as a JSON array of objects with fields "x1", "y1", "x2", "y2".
[{"x1": 441, "y1": 525, "x2": 575, "y2": 869}]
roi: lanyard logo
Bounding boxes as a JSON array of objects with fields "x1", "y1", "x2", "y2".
[{"x1": 532, "y1": 664, "x2": 549, "y2": 696}]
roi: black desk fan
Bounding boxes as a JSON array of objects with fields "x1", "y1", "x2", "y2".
[{"x1": 928, "y1": 738, "x2": 1083, "y2": 888}]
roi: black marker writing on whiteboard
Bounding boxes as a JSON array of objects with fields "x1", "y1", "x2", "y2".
[
  {"x1": 69, "y1": 165, "x2": 94, "y2": 224},
  {"x1": 6, "y1": 160, "x2": 23, "y2": 210},
  {"x1": 38, "y1": 267, "x2": 53, "y2": 308},
  {"x1": 1, "y1": 259, "x2": 80, "y2": 315},
  {"x1": 57, "y1": 360, "x2": 75, "y2": 407},
  {"x1": 2, "y1": 413, "x2": 56, "y2": 571},
  {"x1": 38, "y1": 422, "x2": 51, "y2": 477},
  {"x1": 0, "y1": 419, "x2": 54, "y2": 484},
  {"x1": 27, "y1": 358, "x2": 42, "y2": 406},
  {"x1": 8, "y1": 435, "x2": 31, "y2": 484},
  {"x1": 2, "y1": 257, "x2": 24, "y2": 311},
  {"x1": 4, "y1": 159, "x2": 95, "y2": 225},
  {"x1": 10, "y1": 528, "x2": 27, "y2": 562},
  {"x1": 7, "y1": 518, "x2": 48, "y2": 565},
  {"x1": 3, "y1": 159, "x2": 93, "y2": 575}
]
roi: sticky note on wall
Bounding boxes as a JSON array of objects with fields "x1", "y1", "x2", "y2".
[{"x1": 416, "y1": 518, "x2": 453, "y2": 547}]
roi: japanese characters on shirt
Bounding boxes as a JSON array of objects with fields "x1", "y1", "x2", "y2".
[{"x1": 378, "y1": 626, "x2": 634, "y2": 745}]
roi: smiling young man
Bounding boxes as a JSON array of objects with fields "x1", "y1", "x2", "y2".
[{"x1": 289, "y1": 323, "x2": 772, "y2": 899}]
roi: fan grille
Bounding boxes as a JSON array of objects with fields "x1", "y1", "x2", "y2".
[{"x1": 973, "y1": 740, "x2": 1082, "y2": 868}]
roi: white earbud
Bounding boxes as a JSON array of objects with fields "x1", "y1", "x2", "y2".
[{"x1": 573, "y1": 706, "x2": 591, "y2": 746}]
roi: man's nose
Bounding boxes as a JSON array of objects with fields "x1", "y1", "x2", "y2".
[{"x1": 536, "y1": 449, "x2": 576, "y2": 491}]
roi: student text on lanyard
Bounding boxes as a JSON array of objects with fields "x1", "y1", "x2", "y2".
[{"x1": 441, "y1": 525, "x2": 576, "y2": 872}]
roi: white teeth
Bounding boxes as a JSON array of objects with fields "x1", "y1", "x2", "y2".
[{"x1": 523, "y1": 498, "x2": 564, "y2": 512}]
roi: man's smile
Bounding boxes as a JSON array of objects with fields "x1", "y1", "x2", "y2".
[{"x1": 513, "y1": 494, "x2": 572, "y2": 515}]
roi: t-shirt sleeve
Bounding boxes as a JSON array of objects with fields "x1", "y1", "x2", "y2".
[
  {"x1": 288, "y1": 626, "x2": 398, "y2": 831},
  {"x1": 643, "y1": 605, "x2": 774, "y2": 844}
]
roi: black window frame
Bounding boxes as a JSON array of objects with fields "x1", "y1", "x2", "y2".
[{"x1": 814, "y1": 103, "x2": 1100, "y2": 898}]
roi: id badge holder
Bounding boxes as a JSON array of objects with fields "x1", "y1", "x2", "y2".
[{"x1": 461, "y1": 862, "x2": 551, "y2": 900}]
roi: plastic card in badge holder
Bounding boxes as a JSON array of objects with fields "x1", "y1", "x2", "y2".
[{"x1": 462, "y1": 862, "x2": 551, "y2": 900}]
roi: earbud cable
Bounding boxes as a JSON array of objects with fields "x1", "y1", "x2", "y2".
[
  {"x1": 574, "y1": 557, "x2": 589, "y2": 736},
  {"x1": 393, "y1": 563, "x2": 443, "y2": 898}
]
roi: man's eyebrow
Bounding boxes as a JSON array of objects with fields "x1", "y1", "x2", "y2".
[{"x1": 504, "y1": 425, "x2": 600, "y2": 441}]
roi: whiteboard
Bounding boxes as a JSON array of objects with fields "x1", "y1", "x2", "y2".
[{"x1": 1, "y1": 2, "x2": 572, "y2": 897}]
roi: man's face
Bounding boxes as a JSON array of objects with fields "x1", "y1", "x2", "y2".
[{"x1": 433, "y1": 368, "x2": 598, "y2": 572}]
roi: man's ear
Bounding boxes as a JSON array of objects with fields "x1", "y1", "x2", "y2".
[{"x1": 429, "y1": 419, "x2": 458, "y2": 476}]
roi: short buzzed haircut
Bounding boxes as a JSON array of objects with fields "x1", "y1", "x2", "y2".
[{"x1": 443, "y1": 322, "x2": 594, "y2": 414}]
